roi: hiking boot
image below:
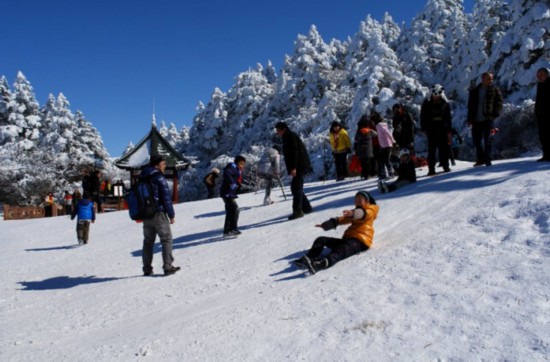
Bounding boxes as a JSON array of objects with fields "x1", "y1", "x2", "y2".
[
  {"x1": 223, "y1": 230, "x2": 240, "y2": 237},
  {"x1": 293, "y1": 255, "x2": 309, "y2": 269},
  {"x1": 443, "y1": 167, "x2": 451, "y2": 173},
  {"x1": 473, "y1": 161, "x2": 484, "y2": 167},
  {"x1": 304, "y1": 256, "x2": 329, "y2": 274},
  {"x1": 164, "y1": 266, "x2": 181, "y2": 276},
  {"x1": 143, "y1": 267, "x2": 153, "y2": 276},
  {"x1": 288, "y1": 212, "x2": 304, "y2": 220}
]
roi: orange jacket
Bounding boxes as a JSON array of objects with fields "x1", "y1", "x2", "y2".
[{"x1": 337, "y1": 204, "x2": 379, "y2": 248}]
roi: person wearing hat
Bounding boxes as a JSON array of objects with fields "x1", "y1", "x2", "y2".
[
  {"x1": 329, "y1": 121, "x2": 351, "y2": 181},
  {"x1": 275, "y1": 122, "x2": 313, "y2": 220},
  {"x1": 467, "y1": 72, "x2": 503, "y2": 166},
  {"x1": 294, "y1": 190, "x2": 379, "y2": 274},
  {"x1": 203, "y1": 167, "x2": 220, "y2": 199},
  {"x1": 257, "y1": 145, "x2": 282, "y2": 205},
  {"x1": 220, "y1": 155, "x2": 246, "y2": 237},
  {"x1": 378, "y1": 148, "x2": 417, "y2": 194},
  {"x1": 140, "y1": 154, "x2": 180, "y2": 276},
  {"x1": 420, "y1": 84, "x2": 452, "y2": 175}
]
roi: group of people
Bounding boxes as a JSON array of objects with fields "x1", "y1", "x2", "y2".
[
  {"x1": 74, "y1": 68, "x2": 550, "y2": 277},
  {"x1": 43, "y1": 189, "x2": 82, "y2": 217}
]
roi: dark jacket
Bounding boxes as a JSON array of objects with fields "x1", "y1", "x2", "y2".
[
  {"x1": 140, "y1": 166, "x2": 175, "y2": 219},
  {"x1": 82, "y1": 173, "x2": 101, "y2": 196},
  {"x1": 535, "y1": 78, "x2": 550, "y2": 121},
  {"x1": 220, "y1": 162, "x2": 242, "y2": 199},
  {"x1": 396, "y1": 159, "x2": 417, "y2": 183},
  {"x1": 467, "y1": 84, "x2": 503, "y2": 123},
  {"x1": 392, "y1": 110, "x2": 415, "y2": 148},
  {"x1": 281, "y1": 129, "x2": 311, "y2": 175},
  {"x1": 420, "y1": 99, "x2": 452, "y2": 133},
  {"x1": 354, "y1": 127, "x2": 377, "y2": 159},
  {"x1": 71, "y1": 198, "x2": 95, "y2": 221},
  {"x1": 203, "y1": 172, "x2": 218, "y2": 187}
]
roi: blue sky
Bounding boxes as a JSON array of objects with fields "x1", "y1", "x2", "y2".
[{"x1": 2, "y1": 0, "x2": 474, "y2": 156}]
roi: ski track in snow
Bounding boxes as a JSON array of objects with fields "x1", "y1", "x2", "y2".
[{"x1": 0, "y1": 157, "x2": 549, "y2": 361}]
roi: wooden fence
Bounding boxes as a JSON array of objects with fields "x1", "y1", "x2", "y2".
[
  {"x1": 3, "y1": 198, "x2": 125, "y2": 221},
  {"x1": 3, "y1": 204, "x2": 51, "y2": 220}
]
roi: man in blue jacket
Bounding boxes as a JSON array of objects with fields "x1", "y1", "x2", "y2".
[
  {"x1": 140, "y1": 155, "x2": 180, "y2": 276},
  {"x1": 220, "y1": 155, "x2": 246, "y2": 237}
]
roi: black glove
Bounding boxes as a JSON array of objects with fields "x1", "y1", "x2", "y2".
[{"x1": 320, "y1": 218, "x2": 338, "y2": 231}]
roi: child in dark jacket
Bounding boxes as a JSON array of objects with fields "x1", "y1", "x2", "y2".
[
  {"x1": 295, "y1": 191, "x2": 379, "y2": 274},
  {"x1": 378, "y1": 149, "x2": 417, "y2": 194},
  {"x1": 220, "y1": 155, "x2": 246, "y2": 237},
  {"x1": 71, "y1": 192, "x2": 96, "y2": 245}
]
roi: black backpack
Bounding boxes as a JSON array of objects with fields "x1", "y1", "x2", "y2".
[{"x1": 125, "y1": 176, "x2": 157, "y2": 221}]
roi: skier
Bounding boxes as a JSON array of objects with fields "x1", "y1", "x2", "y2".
[{"x1": 294, "y1": 191, "x2": 379, "y2": 274}]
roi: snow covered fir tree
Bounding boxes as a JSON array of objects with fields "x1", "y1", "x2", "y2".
[{"x1": 1, "y1": 0, "x2": 549, "y2": 205}]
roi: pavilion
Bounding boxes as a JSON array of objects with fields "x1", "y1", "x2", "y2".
[{"x1": 114, "y1": 124, "x2": 190, "y2": 202}]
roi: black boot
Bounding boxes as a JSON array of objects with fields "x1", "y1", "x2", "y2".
[{"x1": 304, "y1": 256, "x2": 329, "y2": 274}]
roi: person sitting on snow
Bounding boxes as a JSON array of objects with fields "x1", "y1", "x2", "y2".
[
  {"x1": 294, "y1": 191, "x2": 379, "y2": 274},
  {"x1": 378, "y1": 148, "x2": 417, "y2": 194}
]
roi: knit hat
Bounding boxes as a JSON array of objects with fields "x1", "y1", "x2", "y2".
[
  {"x1": 431, "y1": 84, "x2": 445, "y2": 96},
  {"x1": 149, "y1": 154, "x2": 164, "y2": 167},
  {"x1": 212, "y1": 168, "x2": 220, "y2": 174},
  {"x1": 356, "y1": 190, "x2": 376, "y2": 205},
  {"x1": 275, "y1": 121, "x2": 288, "y2": 130}
]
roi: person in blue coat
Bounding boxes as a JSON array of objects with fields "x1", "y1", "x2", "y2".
[
  {"x1": 139, "y1": 154, "x2": 180, "y2": 276},
  {"x1": 220, "y1": 155, "x2": 246, "y2": 237},
  {"x1": 71, "y1": 192, "x2": 96, "y2": 245}
]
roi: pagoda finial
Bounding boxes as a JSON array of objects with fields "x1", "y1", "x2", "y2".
[{"x1": 152, "y1": 99, "x2": 157, "y2": 128}]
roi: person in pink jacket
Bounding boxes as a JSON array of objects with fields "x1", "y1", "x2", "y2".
[{"x1": 371, "y1": 112, "x2": 396, "y2": 179}]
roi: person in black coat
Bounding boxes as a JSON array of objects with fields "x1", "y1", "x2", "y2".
[
  {"x1": 275, "y1": 122, "x2": 312, "y2": 220},
  {"x1": 392, "y1": 103, "x2": 416, "y2": 154},
  {"x1": 467, "y1": 72, "x2": 503, "y2": 166},
  {"x1": 378, "y1": 149, "x2": 417, "y2": 194},
  {"x1": 420, "y1": 84, "x2": 452, "y2": 175},
  {"x1": 535, "y1": 67, "x2": 550, "y2": 162},
  {"x1": 82, "y1": 169, "x2": 103, "y2": 213}
]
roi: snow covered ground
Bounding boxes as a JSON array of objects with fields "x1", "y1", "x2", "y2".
[{"x1": 1, "y1": 157, "x2": 549, "y2": 361}]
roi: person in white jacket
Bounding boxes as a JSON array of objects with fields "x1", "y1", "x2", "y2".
[{"x1": 372, "y1": 112, "x2": 396, "y2": 179}]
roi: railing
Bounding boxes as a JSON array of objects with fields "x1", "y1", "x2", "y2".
[
  {"x1": 3, "y1": 204, "x2": 51, "y2": 220},
  {"x1": 3, "y1": 199, "x2": 126, "y2": 220}
]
